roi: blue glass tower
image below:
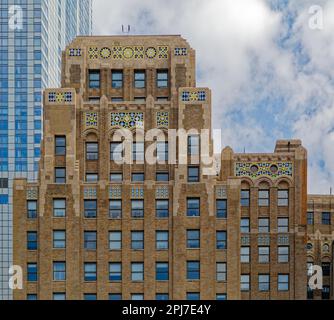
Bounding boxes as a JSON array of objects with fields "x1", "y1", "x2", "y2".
[{"x1": 0, "y1": 0, "x2": 92, "y2": 300}]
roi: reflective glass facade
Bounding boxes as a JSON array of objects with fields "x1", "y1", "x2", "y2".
[{"x1": 0, "y1": 0, "x2": 92, "y2": 299}]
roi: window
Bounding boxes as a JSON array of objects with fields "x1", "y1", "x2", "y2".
[
  {"x1": 53, "y1": 199, "x2": 66, "y2": 217},
  {"x1": 216, "y1": 294, "x2": 227, "y2": 300},
  {"x1": 241, "y1": 190, "x2": 250, "y2": 207},
  {"x1": 110, "y1": 142, "x2": 123, "y2": 161},
  {"x1": 188, "y1": 166, "x2": 199, "y2": 182},
  {"x1": 109, "y1": 294, "x2": 122, "y2": 300},
  {"x1": 187, "y1": 198, "x2": 200, "y2": 217},
  {"x1": 187, "y1": 261, "x2": 200, "y2": 280},
  {"x1": 156, "y1": 231, "x2": 169, "y2": 250},
  {"x1": 55, "y1": 168, "x2": 66, "y2": 183},
  {"x1": 322, "y1": 286, "x2": 330, "y2": 300},
  {"x1": 109, "y1": 263, "x2": 122, "y2": 281},
  {"x1": 27, "y1": 263, "x2": 37, "y2": 282},
  {"x1": 156, "y1": 294, "x2": 169, "y2": 300},
  {"x1": 55, "y1": 136, "x2": 66, "y2": 156},
  {"x1": 241, "y1": 275, "x2": 250, "y2": 291},
  {"x1": 157, "y1": 97, "x2": 169, "y2": 101},
  {"x1": 307, "y1": 286, "x2": 314, "y2": 300},
  {"x1": 157, "y1": 142, "x2": 168, "y2": 162},
  {"x1": 216, "y1": 200, "x2": 227, "y2": 218},
  {"x1": 111, "y1": 97, "x2": 123, "y2": 102},
  {"x1": 132, "y1": 172, "x2": 144, "y2": 182},
  {"x1": 27, "y1": 294, "x2": 37, "y2": 300},
  {"x1": 216, "y1": 231, "x2": 227, "y2": 249},
  {"x1": 131, "y1": 263, "x2": 144, "y2": 281},
  {"x1": 132, "y1": 200, "x2": 144, "y2": 218},
  {"x1": 89, "y1": 70, "x2": 100, "y2": 88},
  {"x1": 27, "y1": 232, "x2": 37, "y2": 250},
  {"x1": 84, "y1": 200, "x2": 97, "y2": 218},
  {"x1": 258, "y1": 246, "x2": 270, "y2": 263},
  {"x1": 53, "y1": 293, "x2": 66, "y2": 300},
  {"x1": 278, "y1": 246, "x2": 289, "y2": 263},
  {"x1": 134, "y1": 70, "x2": 145, "y2": 88},
  {"x1": 322, "y1": 212, "x2": 331, "y2": 225},
  {"x1": 156, "y1": 200, "x2": 169, "y2": 218},
  {"x1": 157, "y1": 69, "x2": 168, "y2": 88},
  {"x1": 84, "y1": 263, "x2": 97, "y2": 281},
  {"x1": 258, "y1": 274, "x2": 270, "y2": 292},
  {"x1": 307, "y1": 212, "x2": 314, "y2": 225},
  {"x1": 27, "y1": 200, "x2": 37, "y2": 219},
  {"x1": 86, "y1": 173, "x2": 98, "y2": 183},
  {"x1": 53, "y1": 231, "x2": 66, "y2": 249},
  {"x1": 241, "y1": 247, "x2": 250, "y2": 263},
  {"x1": 132, "y1": 142, "x2": 144, "y2": 161},
  {"x1": 53, "y1": 262, "x2": 66, "y2": 281},
  {"x1": 84, "y1": 294, "x2": 97, "y2": 300},
  {"x1": 278, "y1": 190, "x2": 289, "y2": 206},
  {"x1": 187, "y1": 293, "x2": 200, "y2": 300},
  {"x1": 110, "y1": 173, "x2": 123, "y2": 183},
  {"x1": 187, "y1": 230, "x2": 200, "y2": 249},
  {"x1": 131, "y1": 294, "x2": 144, "y2": 300},
  {"x1": 188, "y1": 135, "x2": 200, "y2": 155},
  {"x1": 131, "y1": 231, "x2": 144, "y2": 250},
  {"x1": 134, "y1": 97, "x2": 146, "y2": 102},
  {"x1": 156, "y1": 172, "x2": 169, "y2": 182},
  {"x1": 258, "y1": 190, "x2": 269, "y2": 206},
  {"x1": 278, "y1": 218, "x2": 289, "y2": 232},
  {"x1": 258, "y1": 218, "x2": 270, "y2": 233},
  {"x1": 84, "y1": 231, "x2": 97, "y2": 250},
  {"x1": 109, "y1": 231, "x2": 122, "y2": 250},
  {"x1": 307, "y1": 261, "x2": 314, "y2": 276},
  {"x1": 112, "y1": 70, "x2": 123, "y2": 88},
  {"x1": 156, "y1": 262, "x2": 169, "y2": 281},
  {"x1": 109, "y1": 200, "x2": 122, "y2": 219},
  {"x1": 217, "y1": 263, "x2": 227, "y2": 282},
  {"x1": 240, "y1": 218, "x2": 250, "y2": 233},
  {"x1": 322, "y1": 262, "x2": 331, "y2": 276},
  {"x1": 86, "y1": 142, "x2": 98, "y2": 160},
  {"x1": 278, "y1": 274, "x2": 289, "y2": 291}
]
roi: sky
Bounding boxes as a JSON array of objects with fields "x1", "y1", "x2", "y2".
[{"x1": 93, "y1": 0, "x2": 334, "y2": 194}]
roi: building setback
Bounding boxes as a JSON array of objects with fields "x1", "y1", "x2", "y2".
[{"x1": 11, "y1": 35, "x2": 331, "y2": 300}]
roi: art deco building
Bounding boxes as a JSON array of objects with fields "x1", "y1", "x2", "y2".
[{"x1": 12, "y1": 35, "x2": 310, "y2": 300}]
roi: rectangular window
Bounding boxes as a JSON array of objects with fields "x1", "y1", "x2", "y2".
[
  {"x1": 110, "y1": 142, "x2": 123, "y2": 161},
  {"x1": 27, "y1": 294, "x2": 37, "y2": 300},
  {"x1": 216, "y1": 263, "x2": 227, "y2": 282},
  {"x1": 258, "y1": 218, "x2": 270, "y2": 233},
  {"x1": 132, "y1": 294, "x2": 144, "y2": 300},
  {"x1": 53, "y1": 262, "x2": 66, "y2": 281},
  {"x1": 156, "y1": 294, "x2": 169, "y2": 300},
  {"x1": 131, "y1": 231, "x2": 144, "y2": 250},
  {"x1": 241, "y1": 246, "x2": 250, "y2": 263},
  {"x1": 240, "y1": 218, "x2": 250, "y2": 233},
  {"x1": 156, "y1": 172, "x2": 169, "y2": 182},
  {"x1": 109, "y1": 294, "x2": 122, "y2": 300},
  {"x1": 27, "y1": 263, "x2": 37, "y2": 282},
  {"x1": 131, "y1": 263, "x2": 144, "y2": 281},
  {"x1": 84, "y1": 263, "x2": 97, "y2": 282},
  {"x1": 278, "y1": 274, "x2": 289, "y2": 291},
  {"x1": 86, "y1": 173, "x2": 98, "y2": 183},
  {"x1": 322, "y1": 262, "x2": 331, "y2": 276},
  {"x1": 187, "y1": 261, "x2": 200, "y2": 280},
  {"x1": 157, "y1": 142, "x2": 168, "y2": 162},
  {"x1": 156, "y1": 200, "x2": 169, "y2": 218},
  {"x1": 112, "y1": 70, "x2": 123, "y2": 88},
  {"x1": 132, "y1": 142, "x2": 144, "y2": 162},
  {"x1": 53, "y1": 230, "x2": 66, "y2": 249},
  {"x1": 132, "y1": 200, "x2": 144, "y2": 218},
  {"x1": 278, "y1": 190, "x2": 289, "y2": 206},
  {"x1": 322, "y1": 286, "x2": 330, "y2": 300},
  {"x1": 89, "y1": 70, "x2": 100, "y2": 88},
  {"x1": 86, "y1": 142, "x2": 98, "y2": 160},
  {"x1": 187, "y1": 230, "x2": 200, "y2": 249},
  {"x1": 278, "y1": 246, "x2": 289, "y2": 263},
  {"x1": 55, "y1": 136, "x2": 66, "y2": 156},
  {"x1": 134, "y1": 70, "x2": 146, "y2": 88},
  {"x1": 84, "y1": 231, "x2": 97, "y2": 250},
  {"x1": 241, "y1": 274, "x2": 250, "y2": 291},
  {"x1": 27, "y1": 232, "x2": 37, "y2": 250},
  {"x1": 216, "y1": 200, "x2": 227, "y2": 218},
  {"x1": 109, "y1": 200, "x2": 122, "y2": 219},
  {"x1": 156, "y1": 262, "x2": 169, "y2": 281},
  {"x1": 216, "y1": 294, "x2": 227, "y2": 300},
  {"x1": 216, "y1": 231, "x2": 227, "y2": 249},
  {"x1": 258, "y1": 190, "x2": 269, "y2": 206},
  {"x1": 53, "y1": 293, "x2": 66, "y2": 300},
  {"x1": 109, "y1": 263, "x2": 122, "y2": 281},
  {"x1": 134, "y1": 97, "x2": 146, "y2": 102},
  {"x1": 278, "y1": 218, "x2": 289, "y2": 233},
  {"x1": 132, "y1": 172, "x2": 144, "y2": 182},
  {"x1": 187, "y1": 198, "x2": 200, "y2": 217},
  {"x1": 111, "y1": 97, "x2": 123, "y2": 102},
  {"x1": 55, "y1": 167, "x2": 66, "y2": 183},
  {"x1": 188, "y1": 135, "x2": 200, "y2": 155},
  {"x1": 84, "y1": 294, "x2": 97, "y2": 300},
  {"x1": 241, "y1": 190, "x2": 250, "y2": 207},
  {"x1": 157, "y1": 69, "x2": 168, "y2": 88},
  {"x1": 258, "y1": 246, "x2": 270, "y2": 263},
  {"x1": 53, "y1": 199, "x2": 66, "y2": 217},
  {"x1": 84, "y1": 200, "x2": 97, "y2": 218},
  {"x1": 110, "y1": 172, "x2": 123, "y2": 183},
  {"x1": 156, "y1": 231, "x2": 169, "y2": 250},
  {"x1": 109, "y1": 231, "x2": 122, "y2": 250},
  {"x1": 187, "y1": 293, "x2": 200, "y2": 300},
  {"x1": 307, "y1": 212, "x2": 314, "y2": 225},
  {"x1": 259, "y1": 274, "x2": 270, "y2": 292},
  {"x1": 322, "y1": 212, "x2": 331, "y2": 225},
  {"x1": 188, "y1": 166, "x2": 199, "y2": 182},
  {"x1": 27, "y1": 200, "x2": 37, "y2": 219}
]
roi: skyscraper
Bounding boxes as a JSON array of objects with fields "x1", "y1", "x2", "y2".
[{"x1": 0, "y1": 0, "x2": 92, "y2": 300}]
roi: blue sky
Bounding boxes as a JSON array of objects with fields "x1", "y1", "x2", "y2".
[{"x1": 93, "y1": 0, "x2": 334, "y2": 194}]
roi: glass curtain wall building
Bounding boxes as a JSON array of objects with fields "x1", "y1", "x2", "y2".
[{"x1": 0, "y1": 0, "x2": 92, "y2": 300}]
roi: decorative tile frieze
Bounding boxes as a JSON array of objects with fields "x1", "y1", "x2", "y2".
[
  {"x1": 131, "y1": 187, "x2": 144, "y2": 199},
  {"x1": 156, "y1": 112, "x2": 169, "y2": 128},
  {"x1": 109, "y1": 186, "x2": 122, "y2": 199},
  {"x1": 110, "y1": 112, "x2": 144, "y2": 129},
  {"x1": 241, "y1": 235, "x2": 250, "y2": 245},
  {"x1": 174, "y1": 47, "x2": 188, "y2": 56},
  {"x1": 216, "y1": 186, "x2": 227, "y2": 199},
  {"x1": 278, "y1": 235, "x2": 289, "y2": 245},
  {"x1": 84, "y1": 187, "x2": 97, "y2": 199},
  {"x1": 181, "y1": 90, "x2": 206, "y2": 102},
  {"x1": 27, "y1": 187, "x2": 38, "y2": 200},
  {"x1": 156, "y1": 186, "x2": 169, "y2": 199},
  {"x1": 258, "y1": 235, "x2": 270, "y2": 245},
  {"x1": 68, "y1": 48, "x2": 82, "y2": 56},
  {"x1": 48, "y1": 92, "x2": 73, "y2": 103},
  {"x1": 84, "y1": 112, "x2": 98, "y2": 129}
]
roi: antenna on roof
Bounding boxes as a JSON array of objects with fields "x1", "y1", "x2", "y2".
[
  {"x1": 243, "y1": 147, "x2": 246, "y2": 154},
  {"x1": 330, "y1": 187, "x2": 332, "y2": 196},
  {"x1": 122, "y1": 25, "x2": 131, "y2": 34}
]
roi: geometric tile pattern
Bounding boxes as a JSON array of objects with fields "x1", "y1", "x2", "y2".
[
  {"x1": 110, "y1": 112, "x2": 144, "y2": 129},
  {"x1": 26, "y1": 187, "x2": 38, "y2": 200},
  {"x1": 241, "y1": 235, "x2": 250, "y2": 245},
  {"x1": 158, "y1": 46, "x2": 168, "y2": 59},
  {"x1": 68, "y1": 48, "x2": 82, "y2": 56},
  {"x1": 258, "y1": 235, "x2": 270, "y2": 245},
  {"x1": 48, "y1": 92, "x2": 73, "y2": 103},
  {"x1": 109, "y1": 186, "x2": 122, "y2": 199},
  {"x1": 156, "y1": 186, "x2": 169, "y2": 199},
  {"x1": 181, "y1": 90, "x2": 206, "y2": 102},
  {"x1": 88, "y1": 47, "x2": 99, "y2": 59},
  {"x1": 156, "y1": 112, "x2": 169, "y2": 128},
  {"x1": 84, "y1": 112, "x2": 98, "y2": 128},
  {"x1": 235, "y1": 162, "x2": 293, "y2": 180},
  {"x1": 84, "y1": 187, "x2": 97, "y2": 199},
  {"x1": 216, "y1": 186, "x2": 227, "y2": 199},
  {"x1": 131, "y1": 187, "x2": 144, "y2": 199},
  {"x1": 174, "y1": 47, "x2": 188, "y2": 56},
  {"x1": 278, "y1": 235, "x2": 290, "y2": 245}
]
